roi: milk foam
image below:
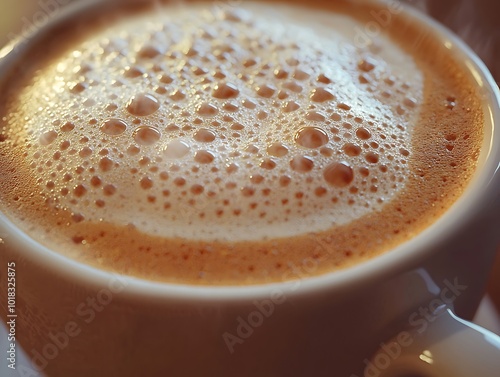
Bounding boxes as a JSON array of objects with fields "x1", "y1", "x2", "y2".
[{"x1": 3, "y1": 2, "x2": 423, "y2": 241}]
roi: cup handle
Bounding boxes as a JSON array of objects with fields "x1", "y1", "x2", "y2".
[{"x1": 368, "y1": 306, "x2": 500, "y2": 377}]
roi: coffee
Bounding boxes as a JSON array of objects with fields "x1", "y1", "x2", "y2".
[{"x1": 0, "y1": 0, "x2": 483, "y2": 285}]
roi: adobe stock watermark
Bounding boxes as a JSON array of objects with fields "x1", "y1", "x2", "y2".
[
  {"x1": 6, "y1": 0, "x2": 73, "y2": 48},
  {"x1": 350, "y1": 277, "x2": 468, "y2": 377},
  {"x1": 353, "y1": 0, "x2": 404, "y2": 48},
  {"x1": 222, "y1": 289, "x2": 287, "y2": 354},
  {"x1": 15, "y1": 274, "x2": 128, "y2": 377},
  {"x1": 221, "y1": 257, "x2": 321, "y2": 354},
  {"x1": 222, "y1": 235, "x2": 329, "y2": 354}
]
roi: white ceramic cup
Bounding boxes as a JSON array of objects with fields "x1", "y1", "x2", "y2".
[{"x1": 0, "y1": 1, "x2": 499, "y2": 376}]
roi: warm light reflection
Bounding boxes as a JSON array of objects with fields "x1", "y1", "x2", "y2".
[
  {"x1": 465, "y1": 60, "x2": 484, "y2": 87},
  {"x1": 56, "y1": 62, "x2": 67, "y2": 73},
  {"x1": 485, "y1": 105, "x2": 495, "y2": 164},
  {"x1": 0, "y1": 44, "x2": 14, "y2": 60},
  {"x1": 419, "y1": 350, "x2": 434, "y2": 364},
  {"x1": 52, "y1": 78, "x2": 66, "y2": 94}
]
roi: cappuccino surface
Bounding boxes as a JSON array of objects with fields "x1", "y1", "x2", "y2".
[{"x1": 0, "y1": 0, "x2": 483, "y2": 284}]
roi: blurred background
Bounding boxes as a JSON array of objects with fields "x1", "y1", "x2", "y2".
[{"x1": 0, "y1": 0, "x2": 498, "y2": 367}]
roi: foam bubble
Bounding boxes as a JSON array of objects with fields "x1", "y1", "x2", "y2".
[
  {"x1": 127, "y1": 94, "x2": 160, "y2": 116},
  {"x1": 197, "y1": 103, "x2": 219, "y2": 117},
  {"x1": 295, "y1": 127, "x2": 329, "y2": 149},
  {"x1": 39, "y1": 130, "x2": 58, "y2": 146},
  {"x1": 194, "y1": 150, "x2": 215, "y2": 164},
  {"x1": 2, "y1": 1, "x2": 424, "y2": 242},
  {"x1": 283, "y1": 101, "x2": 300, "y2": 113},
  {"x1": 133, "y1": 126, "x2": 161, "y2": 146},
  {"x1": 310, "y1": 88, "x2": 335, "y2": 103},
  {"x1": 124, "y1": 66, "x2": 145, "y2": 78},
  {"x1": 163, "y1": 138, "x2": 189, "y2": 158},
  {"x1": 267, "y1": 143, "x2": 289, "y2": 157},
  {"x1": 212, "y1": 82, "x2": 240, "y2": 99},
  {"x1": 290, "y1": 156, "x2": 315, "y2": 173},
  {"x1": 101, "y1": 119, "x2": 127, "y2": 136},
  {"x1": 343, "y1": 143, "x2": 362, "y2": 157},
  {"x1": 356, "y1": 127, "x2": 371, "y2": 139},
  {"x1": 324, "y1": 162, "x2": 354, "y2": 188},
  {"x1": 358, "y1": 57, "x2": 377, "y2": 72},
  {"x1": 256, "y1": 85, "x2": 276, "y2": 98},
  {"x1": 194, "y1": 129, "x2": 216, "y2": 143}
]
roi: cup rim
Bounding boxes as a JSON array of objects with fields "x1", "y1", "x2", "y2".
[{"x1": 0, "y1": 0, "x2": 499, "y2": 301}]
